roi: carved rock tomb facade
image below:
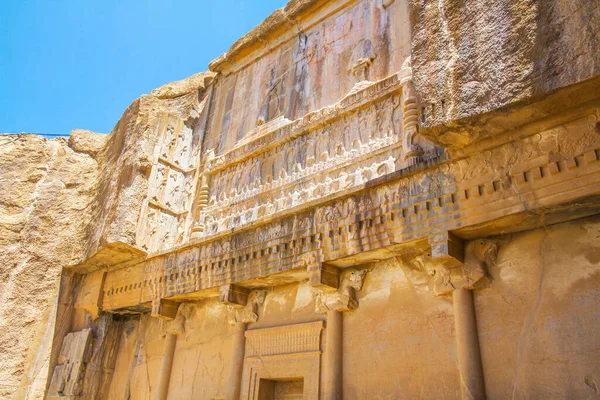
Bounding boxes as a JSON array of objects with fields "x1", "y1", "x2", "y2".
[{"x1": 1, "y1": 0, "x2": 600, "y2": 399}]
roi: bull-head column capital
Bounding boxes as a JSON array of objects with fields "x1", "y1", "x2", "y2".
[{"x1": 310, "y1": 267, "x2": 368, "y2": 313}]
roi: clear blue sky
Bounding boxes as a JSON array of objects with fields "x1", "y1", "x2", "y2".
[{"x1": 0, "y1": 0, "x2": 287, "y2": 136}]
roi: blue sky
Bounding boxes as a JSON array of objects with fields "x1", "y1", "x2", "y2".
[{"x1": 0, "y1": 0, "x2": 287, "y2": 136}]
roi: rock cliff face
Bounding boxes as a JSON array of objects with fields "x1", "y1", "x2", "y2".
[
  {"x1": 409, "y1": 0, "x2": 600, "y2": 146},
  {"x1": 0, "y1": 132, "x2": 103, "y2": 399},
  {"x1": 0, "y1": 72, "x2": 212, "y2": 399},
  {"x1": 1, "y1": 0, "x2": 600, "y2": 399}
]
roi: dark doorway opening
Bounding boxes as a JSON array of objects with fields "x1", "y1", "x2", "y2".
[{"x1": 257, "y1": 377, "x2": 304, "y2": 400}]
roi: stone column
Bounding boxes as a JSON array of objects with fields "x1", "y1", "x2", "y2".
[
  {"x1": 324, "y1": 309, "x2": 343, "y2": 400},
  {"x1": 454, "y1": 288, "x2": 486, "y2": 400},
  {"x1": 155, "y1": 333, "x2": 178, "y2": 400},
  {"x1": 423, "y1": 235, "x2": 497, "y2": 400},
  {"x1": 311, "y1": 267, "x2": 368, "y2": 400},
  {"x1": 226, "y1": 321, "x2": 247, "y2": 400},
  {"x1": 153, "y1": 303, "x2": 188, "y2": 400},
  {"x1": 220, "y1": 286, "x2": 266, "y2": 400}
]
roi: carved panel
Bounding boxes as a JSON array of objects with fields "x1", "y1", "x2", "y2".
[
  {"x1": 197, "y1": 73, "x2": 431, "y2": 238},
  {"x1": 241, "y1": 321, "x2": 324, "y2": 400},
  {"x1": 205, "y1": 0, "x2": 410, "y2": 156},
  {"x1": 140, "y1": 98, "x2": 209, "y2": 251}
]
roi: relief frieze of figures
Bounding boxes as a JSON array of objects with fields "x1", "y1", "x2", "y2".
[
  {"x1": 141, "y1": 114, "x2": 205, "y2": 252},
  {"x1": 181, "y1": 110, "x2": 600, "y2": 264},
  {"x1": 198, "y1": 80, "x2": 428, "y2": 237}
]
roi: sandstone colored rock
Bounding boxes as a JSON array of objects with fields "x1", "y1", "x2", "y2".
[
  {"x1": 1, "y1": 0, "x2": 599, "y2": 399},
  {"x1": 150, "y1": 71, "x2": 216, "y2": 99},
  {"x1": 409, "y1": 0, "x2": 600, "y2": 147}
]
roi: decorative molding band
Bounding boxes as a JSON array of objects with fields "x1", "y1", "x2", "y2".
[{"x1": 245, "y1": 321, "x2": 324, "y2": 358}]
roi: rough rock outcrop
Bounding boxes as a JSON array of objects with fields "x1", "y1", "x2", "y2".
[
  {"x1": 409, "y1": 0, "x2": 600, "y2": 146},
  {"x1": 0, "y1": 133, "x2": 102, "y2": 399},
  {"x1": 0, "y1": 76, "x2": 210, "y2": 398}
]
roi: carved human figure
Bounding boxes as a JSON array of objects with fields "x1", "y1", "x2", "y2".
[
  {"x1": 358, "y1": 110, "x2": 370, "y2": 145},
  {"x1": 316, "y1": 132, "x2": 330, "y2": 162},
  {"x1": 162, "y1": 125, "x2": 175, "y2": 158}
]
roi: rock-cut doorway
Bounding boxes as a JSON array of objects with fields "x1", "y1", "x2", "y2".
[{"x1": 257, "y1": 378, "x2": 304, "y2": 400}]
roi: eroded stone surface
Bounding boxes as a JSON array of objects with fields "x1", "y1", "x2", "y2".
[
  {"x1": 0, "y1": 134, "x2": 101, "y2": 399},
  {"x1": 409, "y1": 0, "x2": 600, "y2": 147}
]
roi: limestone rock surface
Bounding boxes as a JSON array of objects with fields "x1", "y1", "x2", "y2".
[
  {"x1": 150, "y1": 71, "x2": 216, "y2": 99},
  {"x1": 409, "y1": 0, "x2": 600, "y2": 145},
  {"x1": 0, "y1": 134, "x2": 101, "y2": 399},
  {"x1": 0, "y1": 72, "x2": 211, "y2": 397}
]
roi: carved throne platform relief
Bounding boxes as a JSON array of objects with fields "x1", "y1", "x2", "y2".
[
  {"x1": 240, "y1": 321, "x2": 323, "y2": 400},
  {"x1": 188, "y1": 0, "x2": 435, "y2": 241}
]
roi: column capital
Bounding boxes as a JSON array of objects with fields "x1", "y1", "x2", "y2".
[
  {"x1": 162, "y1": 302, "x2": 193, "y2": 337},
  {"x1": 399, "y1": 237, "x2": 498, "y2": 296},
  {"x1": 312, "y1": 268, "x2": 368, "y2": 313},
  {"x1": 221, "y1": 289, "x2": 267, "y2": 325}
]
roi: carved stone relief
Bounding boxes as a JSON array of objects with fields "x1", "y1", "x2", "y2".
[
  {"x1": 100, "y1": 110, "x2": 600, "y2": 312},
  {"x1": 140, "y1": 93, "x2": 212, "y2": 251},
  {"x1": 199, "y1": 77, "x2": 426, "y2": 237},
  {"x1": 227, "y1": 290, "x2": 267, "y2": 325},
  {"x1": 312, "y1": 268, "x2": 368, "y2": 313},
  {"x1": 398, "y1": 239, "x2": 498, "y2": 296}
]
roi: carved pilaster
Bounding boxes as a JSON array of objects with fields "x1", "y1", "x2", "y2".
[
  {"x1": 454, "y1": 288, "x2": 486, "y2": 400},
  {"x1": 399, "y1": 237, "x2": 498, "y2": 399},
  {"x1": 191, "y1": 168, "x2": 211, "y2": 239},
  {"x1": 403, "y1": 237, "x2": 497, "y2": 400}
]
